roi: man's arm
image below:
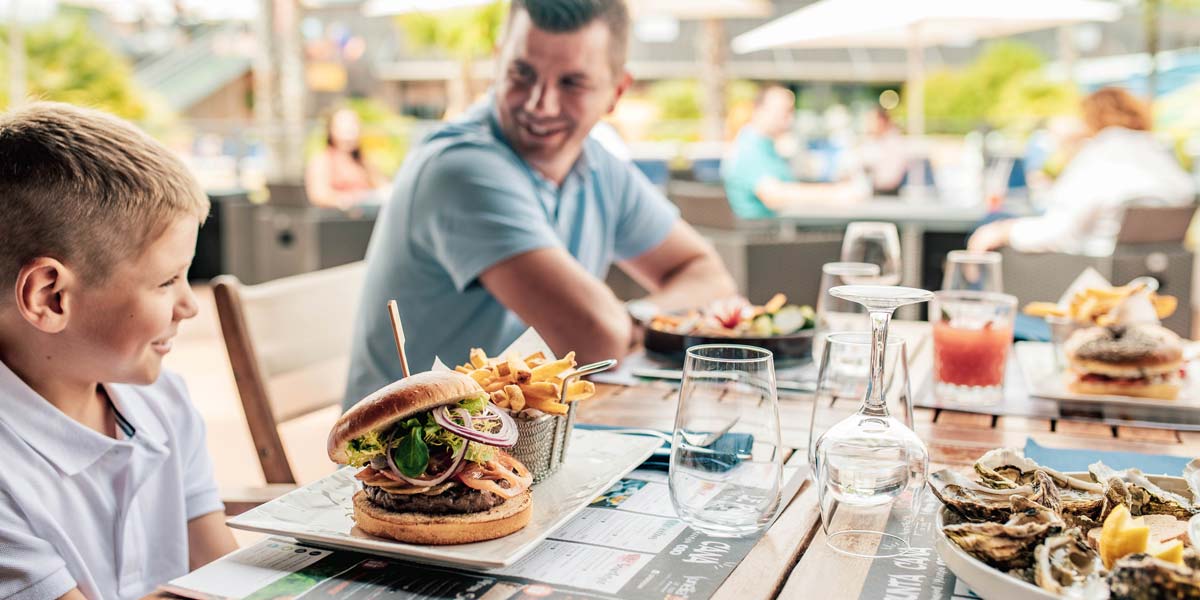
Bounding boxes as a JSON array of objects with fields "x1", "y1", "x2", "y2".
[
  {"x1": 618, "y1": 220, "x2": 737, "y2": 313},
  {"x1": 755, "y1": 177, "x2": 867, "y2": 209},
  {"x1": 187, "y1": 510, "x2": 238, "y2": 571},
  {"x1": 480, "y1": 248, "x2": 633, "y2": 364}
]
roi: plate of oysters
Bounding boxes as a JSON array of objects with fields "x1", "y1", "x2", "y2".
[{"x1": 932, "y1": 449, "x2": 1200, "y2": 599}]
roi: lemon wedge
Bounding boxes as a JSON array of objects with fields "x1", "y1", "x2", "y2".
[{"x1": 1100, "y1": 504, "x2": 1187, "y2": 568}]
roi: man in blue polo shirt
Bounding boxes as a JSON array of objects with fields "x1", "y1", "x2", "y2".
[
  {"x1": 723, "y1": 85, "x2": 867, "y2": 219},
  {"x1": 344, "y1": 0, "x2": 736, "y2": 406}
]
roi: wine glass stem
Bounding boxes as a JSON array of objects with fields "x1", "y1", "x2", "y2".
[{"x1": 863, "y1": 308, "x2": 893, "y2": 418}]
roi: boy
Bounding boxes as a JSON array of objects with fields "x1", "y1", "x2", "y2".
[{"x1": 0, "y1": 103, "x2": 237, "y2": 599}]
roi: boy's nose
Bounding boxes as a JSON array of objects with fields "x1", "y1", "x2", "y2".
[{"x1": 176, "y1": 284, "x2": 200, "y2": 320}]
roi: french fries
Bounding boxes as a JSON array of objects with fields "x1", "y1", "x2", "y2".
[
  {"x1": 1022, "y1": 283, "x2": 1178, "y2": 324},
  {"x1": 456, "y1": 348, "x2": 593, "y2": 415}
]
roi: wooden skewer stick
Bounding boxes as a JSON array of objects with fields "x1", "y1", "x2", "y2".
[{"x1": 387, "y1": 300, "x2": 410, "y2": 378}]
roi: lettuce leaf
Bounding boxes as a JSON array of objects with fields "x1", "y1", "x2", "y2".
[{"x1": 344, "y1": 430, "x2": 385, "y2": 467}]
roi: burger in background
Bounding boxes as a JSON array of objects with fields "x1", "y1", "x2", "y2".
[
  {"x1": 1064, "y1": 323, "x2": 1184, "y2": 400},
  {"x1": 328, "y1": 371, "x2": 533, "y2": 544}
]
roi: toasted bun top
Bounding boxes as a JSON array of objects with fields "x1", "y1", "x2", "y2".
[
  {"x1": 328, "y1": 371, "x2": 485, "y2": 464},
  {"x1": 1064, "y1": 324, "x2": 1183, "y2": 367}
]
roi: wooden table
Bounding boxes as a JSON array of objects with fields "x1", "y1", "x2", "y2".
[{"x1": 574, "y1": 321, "x2": 1200, "y2": 600}]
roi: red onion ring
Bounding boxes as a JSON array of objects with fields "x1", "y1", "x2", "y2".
[
  {"x1": 385, "y1": 433, "x2": 467, "y2": 487},
  {"x1": 433, "y1": 404, "x2": 518, "y2": 447}
]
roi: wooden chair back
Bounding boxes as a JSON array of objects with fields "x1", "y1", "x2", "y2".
[{"x1": 212, "y1": 261, "x2": 366, "y2": 484}]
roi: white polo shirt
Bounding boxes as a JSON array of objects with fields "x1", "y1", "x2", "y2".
[{"x1": 0, "y1": 360, "x2": 224, "y2": 600}]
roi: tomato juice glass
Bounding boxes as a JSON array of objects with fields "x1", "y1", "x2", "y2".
[{"x1": 931, "y1": 291, "x2": 1017, "y2": 404}]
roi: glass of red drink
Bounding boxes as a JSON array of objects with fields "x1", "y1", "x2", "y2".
[{"x1": 931, "y1": 291, "x2": 1017, "y2": 404}]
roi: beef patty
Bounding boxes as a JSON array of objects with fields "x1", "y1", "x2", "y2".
[{"x1": 363, "y1": 483, "x2": 504, "y2": 515}]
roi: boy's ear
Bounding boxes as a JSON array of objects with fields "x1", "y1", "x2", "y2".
[{"x1": 14, "y1": 258, "x2": 74, "y2": 334}]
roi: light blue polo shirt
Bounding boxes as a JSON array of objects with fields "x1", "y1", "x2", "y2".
[
  {"x1": 722, "y1": 126, "x2": 794, "y2": 220},
  {"x1": 343, "y1": 98, "x2": 678, "y2": 407}
]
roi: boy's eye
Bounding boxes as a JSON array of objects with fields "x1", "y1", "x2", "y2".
[{"x1": 159, "y1": 276, "x2": 180, "y2": 288}]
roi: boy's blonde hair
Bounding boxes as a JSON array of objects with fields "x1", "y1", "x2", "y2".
[{"x1": 0, "y1": 102, "x2": 209, "y2": 292}]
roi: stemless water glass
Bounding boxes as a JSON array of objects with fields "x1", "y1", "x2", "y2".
[
  {"x1": 815, "y1": 262, "x2": 882, "y2": 362},
  {"x1": 840, "y1": 222, "x2": 902, "y2": 286},
  {"x1": 669, "y1": 345, "x2": 784, "y2": 538},
  {"x1": 931, "y1": 290, "x2": 1018, "y2": 404},
  {"x1": 811, "y1": 285, "x2": 931, "y2": 558},
  {"x1": 942, "y1": 250, "x2": 1003, "y2": 293}
]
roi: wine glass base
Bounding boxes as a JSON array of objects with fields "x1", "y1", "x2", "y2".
[{"x1": 825, "y1": 530, "x2": 911, "y2": 559}]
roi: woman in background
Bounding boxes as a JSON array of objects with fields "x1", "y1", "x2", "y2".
[
  {"x1": 305, "y1": 107, "x2": 387, "y2": 209},
  {"x1": 969, "y1": 87, "x2": 1194, "y2": 255}
]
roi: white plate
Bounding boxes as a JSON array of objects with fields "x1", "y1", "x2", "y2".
[
  {"x1": 935, "y1": 473, "x2": 1190, "y2": 599},
  {"x1": 1015, "y1": 341, "x2": 1200, "y2": 410},
  {"x1": 227, "y1": 430, "x2": 661, "y2": 570}
]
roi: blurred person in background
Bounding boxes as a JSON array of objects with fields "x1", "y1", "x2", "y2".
[
  {"x1": 343, "y1": 0, "x2": 736, "y2": 406},
  {"x1": 305, "y1": 106, "x2": 387, "y2": 209},
  {"x1": 859, "y1": 108, "x2": 908, "y2": 195},
  {"x1": 969, "y1": 87, "x2": 1194, "y2": 254},
  {"x1": 722, "y1": 85, "x2": 867, "y2": 220}
]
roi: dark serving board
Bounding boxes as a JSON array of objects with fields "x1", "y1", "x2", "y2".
[{"x1": 642, "y1": 325, "x2": 816, "y2": 365}]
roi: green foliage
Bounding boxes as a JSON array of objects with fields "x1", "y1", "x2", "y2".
[
  {"x1": 396, "y1": 1, "x2": 507, "y2": 59},
  {"x1": 0, "y1": 15, "x2": 148, "y2": 119},
  {"x1": 908, "y1": 41, "x2": 1076, "y2": 134},
  {"x1": 305, "y1": 97, "x2": 414, "y2": 177},
  {"x1": 637, "y1": 79, "x2": 760, "y2": 141}
]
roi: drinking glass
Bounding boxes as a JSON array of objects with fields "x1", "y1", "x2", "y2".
[
  {"x1": 942, "y1": 250, "x2": 1003, "y2": 293},
  {"x1": 814, "y1": 262, "x2": 881, "y2": 362},
  {"x1": 810, "y1": 285, "x2": 931, "y2": 558},
  {"x1": 669, "y1": 345, "x2": 784, "y2": 538},
  {"x1": 840, "y1": 222, "x2": 902, "y2": 286},
  {"x1": 931, "y1": 290, "x2": 1017, "y2": 405}
]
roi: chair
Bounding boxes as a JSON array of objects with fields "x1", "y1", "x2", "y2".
[{"x1": 212, "y1": 261, "x2": 366, "y2": 486}]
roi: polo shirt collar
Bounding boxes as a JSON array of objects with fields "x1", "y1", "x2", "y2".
[{"x1": 0, "y1": 359, "x2": 166, "y2": 476}]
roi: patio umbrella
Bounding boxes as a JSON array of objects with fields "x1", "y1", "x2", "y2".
[{"x1": 731, "y1": 0, "x2": 1121, "y2": 135}]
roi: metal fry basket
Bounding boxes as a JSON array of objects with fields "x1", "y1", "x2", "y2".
[{"x1": 508, "y1": 359, "x2": 616, "y2": 484}]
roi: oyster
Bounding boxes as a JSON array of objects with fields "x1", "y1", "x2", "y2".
[
  {"x1": 975, "y1": 449, "x2": 1104, "y2": 494},
  {"x1": 1035, "y1": 529, "x2": 1103, "y2": 595},
  {"x1": 931, "y1": 468, "x2": 1031, "y2": 522},
  {"x1": 1108, "y1": 554, "x2": 1200, "y2": 599},
  {"x1": 1032, "y1": 470, "x2": 1064, "y2": 515},
  {"x1": 1186, "y1": 458, "x2": 1200, "y2": 505},
  {"x1": 1092, "y1": 462, "x2": 1197, "y2": 520},
  {"x1": 943, "y1": 496, "x2": 1064, "y2": 571}
]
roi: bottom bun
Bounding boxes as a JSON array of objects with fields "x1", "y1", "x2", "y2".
[
  {"x1": 1067, "y1": 378, "x2": 1181, "y2": 400},
  {"x1": 352, "y1": 489, "x2": 532, "y2": 545}
]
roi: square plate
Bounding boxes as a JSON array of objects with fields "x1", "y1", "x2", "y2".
[
  {"x1": 227, "y1": 430, "x2": 661, "y2": 570},
  {"x1": 1016, "y1": 341, "x2": 1200, "y2": 410}
]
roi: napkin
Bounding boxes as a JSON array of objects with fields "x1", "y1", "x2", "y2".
[
  {"x1": 431, "y1": 328, "x2": 557, "y2": 372},
  {"x1": 1023, "y1": 438, "x2": 1192, "y2": 476},
  {"x1": 1053, "y1": 269, "x2": 1161, "y2": 327}
]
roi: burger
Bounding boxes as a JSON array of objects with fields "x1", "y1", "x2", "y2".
[
  {"x1": 327, "y1": 371, "x2": 533, "y2": 545},
  {"x1": 1064, "y1": 324, "x2": 1184, "y2": 400}
]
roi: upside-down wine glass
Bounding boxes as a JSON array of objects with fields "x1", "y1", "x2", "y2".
[{"x1": 811, "y1": 285, "x2": 932, "y2": 558}]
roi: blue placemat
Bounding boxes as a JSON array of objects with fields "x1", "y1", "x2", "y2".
[
  {"x1": 1014, "y1": 313, "x2": 1051, "y2": 342},
  {"x1": 1024, "y1": 438, "x2": 1193, "y2": 475}
]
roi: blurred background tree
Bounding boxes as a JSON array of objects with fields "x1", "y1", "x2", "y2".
[
  {"x1": 395, "y1": 1, "x2": 506, "y2": 118},
  {"x1": 0, "y1": 13, "x2": 149, "y2": 119}
]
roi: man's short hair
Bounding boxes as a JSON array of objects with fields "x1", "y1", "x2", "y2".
[
  {"x1": 0, "y1": 102, "x2": 209, "y2": 291},
  {"x1": 508, "y1": 0, "x2": 630, "y2": 75}
]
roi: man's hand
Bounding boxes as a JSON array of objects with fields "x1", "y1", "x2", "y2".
[{"x1": 968, "y1": 220, "x2": 1014, "y2": 252}]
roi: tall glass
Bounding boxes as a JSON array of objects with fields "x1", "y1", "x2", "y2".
[
  {"x1": 840, "y1": 222, "x2": 902, "y2": 286},
  {"x1": 669, "y1": 345, "x2": 784, "y2": 538},
  {"x1": 931, "y1": 290, "x2": 1017, "y2": 405},
  {"x1": 942, "y1": 250, "x2": 1003, "y2": 293},
  {"x1": 811, "y1": 285, "x2": 931, "y2": 558},
  {"x1": 814, "y1": 262, "x2": 882, "y2": 362}
]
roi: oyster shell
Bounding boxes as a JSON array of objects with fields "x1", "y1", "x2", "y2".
[
  {"x1": 931, "y1": 468, "x2": 1031, "y2": 522},
  {"x1": 1092, "y1": 462, "x2": 1197, "y2": 520},
  {"x1": 1032, "y1": 470, "x2": 1064, "y2": 515},
  {"x1": 1108, "y1": 554, "x2": 1200, "y2": 599},
  {"x1": 1185, "y1": 458, "x2": 1200, "y2": 504},
  {"x1": 975, "y1": 448, "x2": 1104, "y2": 494},
  {"x1": 1035, "y1": 529, "x2": 1103, "y2": 595},
  {"x1": 943, "y1": 496, "x2": 1064, "y2": 571}
]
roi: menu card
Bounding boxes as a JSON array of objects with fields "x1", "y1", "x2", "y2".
[{"x1": 165, "y1": 471, "x2": 778, "y2": 600}]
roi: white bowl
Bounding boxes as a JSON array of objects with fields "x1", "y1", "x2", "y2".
[{"x1": 934, "y1": 473, "x2": 1190, "y2": 600}]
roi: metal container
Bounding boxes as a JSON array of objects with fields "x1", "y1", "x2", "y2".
[{"x1": 510, "y1": 402, "x2": 577, "y2": 484}]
